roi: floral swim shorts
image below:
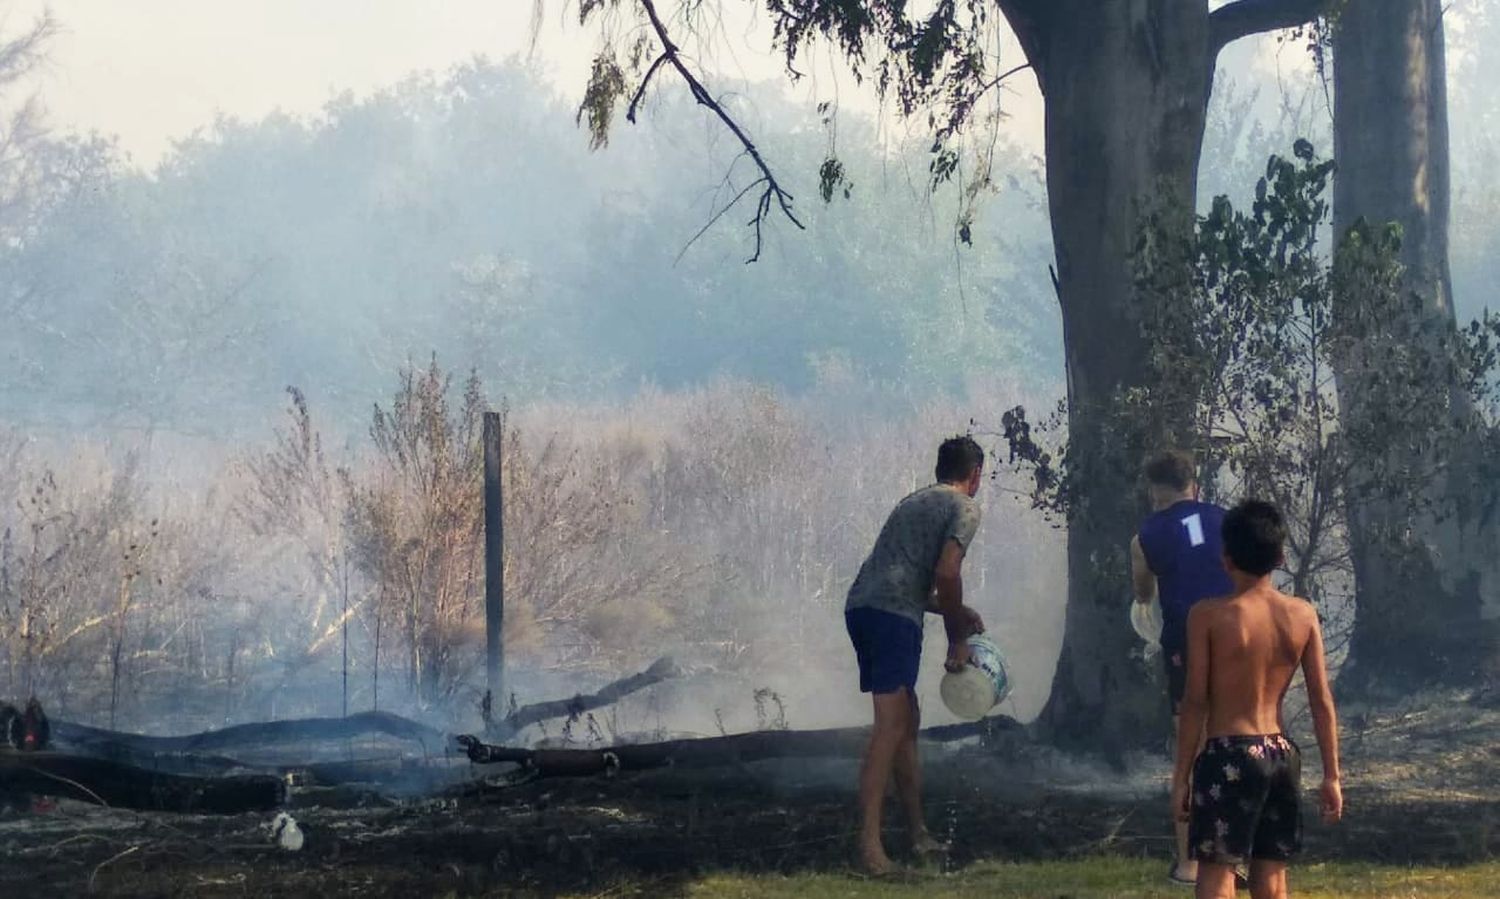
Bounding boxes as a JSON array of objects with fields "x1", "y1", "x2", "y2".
[{"x1": 1189, "y1": 734, "x2": 1303, "y2": 864}]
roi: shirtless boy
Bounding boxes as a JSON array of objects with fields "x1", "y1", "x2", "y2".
[{"x1": 1172, "y1": 500, "x2": 1343, "y2": 899}]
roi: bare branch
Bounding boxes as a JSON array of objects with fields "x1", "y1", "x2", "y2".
[
  {"x1": 984, "y1": 62, "x2": 1034, "y2": 93},
  {"x1": 625, "y1": 52, "x2": 671, "y2": 123},
  {"x1": 1210, "y1": 0, "x2": 1332, "y2": 55},
  {"x1": 676, "y1": 172, "x2": 764, "y2": 264},
  {"x1": 634, "y1": 0, "x2": 803, "y2": 262}
]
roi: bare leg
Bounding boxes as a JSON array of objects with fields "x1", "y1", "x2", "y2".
[
  {"x1": 1195, "y1": 862, "x2": 1237, "y2": 899},
  {"x1": 891, "y1": 690, "x2": 943, "y2": 853},
  {"x1": 1248, "y1": 860, "x2": 1288, "y2": 899},
  {"x1": 1172, "y1": 715, "x2": 1199, "y2": 883},
  {"x1": 858, "y1": 691, "x2": 910, "y2": 873}
]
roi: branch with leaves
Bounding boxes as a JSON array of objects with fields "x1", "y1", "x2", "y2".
[
  {"x1": 578, "y1": 0, "x2": 803, "y2": 263},
  {"x1": 991, "y1": 143, "x2": 1498, "y2": 618}
]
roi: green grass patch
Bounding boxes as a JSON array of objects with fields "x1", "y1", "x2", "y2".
[{"x1": 663, "y1": 857, "x2": 1500, "y2": 898}]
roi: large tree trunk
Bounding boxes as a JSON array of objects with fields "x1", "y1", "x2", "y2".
[
  {"x1": 1022, "y1": 2, "x2": 1214, "y2": 751},
  {"x1": 1332, "y1": 0, "x2": 1500, "y2": 689}
]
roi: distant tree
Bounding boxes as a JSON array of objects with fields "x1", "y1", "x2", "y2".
[
  {"x1": 0, "y1": 10, "x2": 58, "y2": 242},
  {"x1": 1, "y1": 62, "x2": 1055, "y2": 432}
]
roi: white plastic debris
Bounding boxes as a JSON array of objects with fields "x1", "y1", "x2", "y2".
[{"x1": 268, "y1": 812, "x2": 305, "y2": 851}]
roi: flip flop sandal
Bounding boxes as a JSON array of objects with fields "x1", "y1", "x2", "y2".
[{"x1": 1167, "y1": 864, "x2": 1197, "y2": 886}]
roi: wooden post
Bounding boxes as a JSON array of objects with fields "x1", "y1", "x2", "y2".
[{"x1": 483, "y1": 411, "x2": 505, "y2": 708}]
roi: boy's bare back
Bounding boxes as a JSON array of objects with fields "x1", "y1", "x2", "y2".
[
  {"x1": 1173, "y1": 500, "x2": 1341, "y2": 888},
  {"x1": 1189, "y1": 584, "x2": 1323, "y2": 739}
]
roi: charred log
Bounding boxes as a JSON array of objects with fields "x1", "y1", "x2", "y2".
[
  {"x1": 0, "y1": 751, "x2": 285, "y2": 813},
  {"x1": 53, "y1": 710, "x2": 446, "y2": 758},
  {"x1": 457, "y1": 716, "x2": 1020, "y2": 778}
]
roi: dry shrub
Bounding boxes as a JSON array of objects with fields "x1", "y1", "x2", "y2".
[
  {"x1": 334, "y1": 359, "x2": 711, "y2": 704},
  {"x1": 342, "y1": 360, "x2": 485, "y2": 704},
  {"x1": 501, "y1": 423, "x2": 707, "y2": 670},
  {"x1": 0, "y1": 452, "x2": 129, "y2": 705},
  {"x1": 0, "y1": 447, "x2": 178, "y2": 723},
  {"x1": 0, "y1": 368, "x2": 1071, "y2": 729},
  {"x1": 231, "y1": 388, "x2": 360, "y2": 716}
]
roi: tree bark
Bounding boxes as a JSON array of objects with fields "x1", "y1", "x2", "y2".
[
  {"x1": 1019, "y1": 1, "x2": 1214, "y2": 752},
  {"x1": 1332, "y1": 0, "x2": 1500, "y2": 688}
]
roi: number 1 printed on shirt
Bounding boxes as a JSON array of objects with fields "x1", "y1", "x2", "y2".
[{"x1": 1181, "y1": 513, "x2": 1205, "y2": 548}]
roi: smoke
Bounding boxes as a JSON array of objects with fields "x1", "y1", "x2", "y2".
[{"x1": 0, "y1": 374, "x2": 1072, "y2": 740}]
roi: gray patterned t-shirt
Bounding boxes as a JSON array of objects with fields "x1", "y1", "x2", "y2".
[{"x1": 845, "y1": 484, "x2": 982, "y2": 627}]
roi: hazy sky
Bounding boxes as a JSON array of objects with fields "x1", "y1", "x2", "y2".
[
  {"x1": 13, "y1": 0, "x2": 1055, "y2": 166},
  {"x1": 15, "y1": 1, "x2": 545, "y2": 163},
  {"x1": 8, "y1": 1, "x2": 1335, "y2": 173}
]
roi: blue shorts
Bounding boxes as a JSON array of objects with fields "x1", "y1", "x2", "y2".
[{"x1": 846, "y1": 607, "x2": 922, "y2": 694}]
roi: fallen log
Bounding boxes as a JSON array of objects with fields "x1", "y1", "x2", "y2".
[
  {"x1": 292, "y1": 755, "x2": 473, "y2": 791},
  {"x1": 457, "y1": 715, "x2": 1021, "y2": 778},
  {"x1": 493, "y1": 657, "x2": 683, "y2": 739},
  {"x1": 63, "y1": 747, "x2": 252, "y2": 778},
  {"x1": 54, "y1": 710, "x2": 446, "y2": 758},
  {"x1": 0, "y1": 751, "x2": 285, "y2": 813},
  {"x1": 47, "y1": 659, "x2": 679, "y2": 764}
]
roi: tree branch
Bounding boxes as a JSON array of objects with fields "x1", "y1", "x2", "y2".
[
  {"x1": 492, "y1": 656, "x2": 683, "y2": 740},
  {"x1": 635, "y1": 0, "x2": 804, "y2": 263},
  {"x1": 626, "y1": 52, "x2": 671, "y2": 124},
  {"x1": 1210, "y1": 0, "x2": 1332, "y2": 55}
]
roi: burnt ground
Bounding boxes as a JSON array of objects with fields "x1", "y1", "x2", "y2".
[{"x1": 0, "y1": 689, "x2": 1496, "y2": 898}]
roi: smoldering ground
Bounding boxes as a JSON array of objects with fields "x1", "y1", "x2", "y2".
[{"x1": 0, "y1": 686, "x2": 1494, "y2": 896}]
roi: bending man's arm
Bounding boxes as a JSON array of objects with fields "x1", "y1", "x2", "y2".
[
  {"x1": 1130, "y1": 536, "x2": 1156, "y2": 605},
  {"x1": 934, "y1": 539, "x2": 982, "y2": 670}
]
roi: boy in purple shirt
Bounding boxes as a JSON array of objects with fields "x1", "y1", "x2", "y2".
[{"x1": 1131, "y1": 449, "x2": 1233, "y2": 885}]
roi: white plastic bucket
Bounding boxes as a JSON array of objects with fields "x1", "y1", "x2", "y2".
[
  {"x1": 939, "y1": 634, "x2": 1011, "y2": 720},
  {"x1": 1130, "y1": 600, "x2": 1162, "y2": 646}
]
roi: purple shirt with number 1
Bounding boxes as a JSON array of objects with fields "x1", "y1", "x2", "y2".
[{"x1": 1138, "y1": 499, "x2": 1233, "y2": 652}]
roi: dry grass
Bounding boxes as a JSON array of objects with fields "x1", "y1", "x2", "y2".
[{"x1": 0, "y1": 368, "x2": 1067, "y2": 731}]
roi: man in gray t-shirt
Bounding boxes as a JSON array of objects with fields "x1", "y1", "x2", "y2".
[
  {"x1": 846, "y1": 483, "x2": 982, "y2": 627},
  {"x1": 845, "y1": 436, "x2": 986, "y2": 874}
]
